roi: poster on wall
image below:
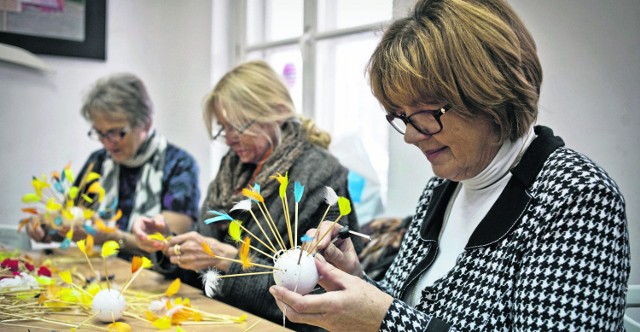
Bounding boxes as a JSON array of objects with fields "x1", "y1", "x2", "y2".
[{"x1": 0, "y1": 0, "x2": 106, "y2": 60}]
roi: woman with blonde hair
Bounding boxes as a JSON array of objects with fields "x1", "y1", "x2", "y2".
[{"x1": 134, "y1": 60, "x2": 361, "y2": 330}]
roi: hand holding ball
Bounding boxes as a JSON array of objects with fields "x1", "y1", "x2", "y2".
[{"x1": 273, "y1": 248, "x2": 318, "y2": 295}]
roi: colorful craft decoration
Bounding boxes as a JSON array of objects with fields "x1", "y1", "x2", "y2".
[
  {"x1": 0, "y1": 242, "x2": 249, "y2": 331},
  {"x1": 17, "y1": 163, "x2": 121, "y2": 249},
  {"x1": 200, "y1": 171, "x2": 354, "y2": 298}
]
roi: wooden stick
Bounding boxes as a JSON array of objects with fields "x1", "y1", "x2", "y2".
[
  {"x1": 308, "y1": 215, "x2": 345, "y2": 254},
  {"x1": 256, "y1": 202, "x2": 286, "y2": 251},
  {"x1": 213, "y1": 255, "x2": 281, "y2": 271},
  {"x1": 247, "y1": 210, "x2": 278, "y2": 253},
  {"x1": 235, "y1": 221, "x2": 277, "y2": 254},
  {"x1": 217, "y1": 271, "x2": 274, "y2": 278},
  {"x1": 294, "y1": 202, "x2": 299, "y2": 248}
]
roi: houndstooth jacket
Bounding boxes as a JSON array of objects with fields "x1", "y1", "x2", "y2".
[{"x1": 373, "y1": 126, "x2": 630, "y2": 331}]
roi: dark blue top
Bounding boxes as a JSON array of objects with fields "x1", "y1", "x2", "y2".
[{"x1": 77, "y1": 143, "x2": 200, "y2": 231}]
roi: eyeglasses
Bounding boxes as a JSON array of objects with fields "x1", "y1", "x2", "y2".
[
  {"x1": 87, "y1": 126, "x2": 131, "y2": 142},
  {"x1": 212, "y1": 120, "x2": 256, "y2": 140},
  {"x1": 385, "y1": 104, "x2": 452, "y2": 136}
]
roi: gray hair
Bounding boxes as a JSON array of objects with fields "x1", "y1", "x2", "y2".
[{"x1": 81, "y1": 73, "x2": 153, "y2": 128}]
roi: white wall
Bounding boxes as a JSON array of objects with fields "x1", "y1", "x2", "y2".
[
  {"x1": 386, "y1": 0, "x2": 640, "y2": 284},
  {"x1": 0, "y1": 1, "x2": 213, "y2": 229}
]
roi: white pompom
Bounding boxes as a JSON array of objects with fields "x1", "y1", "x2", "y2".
[
  {"x1": 273, "y1": 248, "x2": 318, "y2": 295},
  {"x1": 92, "y1": 289, "x2": 127, "y2": 322},
  {"x1": 66, "y1": 206, "x2": 85, "y2": 226}
]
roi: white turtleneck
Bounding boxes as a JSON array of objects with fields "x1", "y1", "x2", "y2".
[{"x1": 404, "y1": 126, "x2": 536, "y2": 307}]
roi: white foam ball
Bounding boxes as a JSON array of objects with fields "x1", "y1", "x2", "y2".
[
  {"x1": 273, "y1": 248, "x2": 318, "y2": 295},
  {"x1": 92, "y1": 289, "x2": 127, "y2": 322}
]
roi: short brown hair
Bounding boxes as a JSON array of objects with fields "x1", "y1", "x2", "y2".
[{"x1": 368, "y1": 0, "x2": 541, "y2": 142}]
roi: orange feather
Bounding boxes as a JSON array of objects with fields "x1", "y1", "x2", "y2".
[
  {"x1": 239, "y1": 237, "x2": 252, "y2": 270},
  {"x1": 201, "y1": 241, "x2": 216, "y2": 257}
]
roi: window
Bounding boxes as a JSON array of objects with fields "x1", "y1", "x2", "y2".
[{"x1": 232, "y1": 0, "x2": 393, "y2": 222}]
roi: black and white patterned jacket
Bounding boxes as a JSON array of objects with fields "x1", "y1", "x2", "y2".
[{"x1": 373, "y1": 126, "x2": 630, "y2": 331}]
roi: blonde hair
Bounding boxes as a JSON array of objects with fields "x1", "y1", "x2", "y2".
[
  {"x1": 368, "y1": 0, "x2": 541, "y2": 142},
  {"x1": 203, "y1": 60, "x2": 330, "y2": 148}
]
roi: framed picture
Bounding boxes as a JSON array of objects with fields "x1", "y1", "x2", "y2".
[{"x1": 0, "y1": 0, "x2": 106, "y2": 60}]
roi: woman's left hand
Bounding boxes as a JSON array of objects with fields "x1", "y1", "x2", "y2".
[
  {"x1": 165, "y1": 232, "x2": 238, "y2": 272},
  {"x1": 269, "y1": 253, "x2": 393, "y2": 332}
]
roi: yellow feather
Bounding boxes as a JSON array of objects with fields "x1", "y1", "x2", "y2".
[
  {"x1": 86, "y1": 172, "x2": 101, "y2": 182},
  {"x1": 101, "y1": 240, "x2": 120, "y2": 258},
  {"x1": 241, "y1": 188, "x2": 264, "y2": 203},
  {"x1": 86, "y1": 235, "x2": 94, "y2": 255},
  {"x1": 131, "y1": 256, "x2": 151, "y2": 273},
  {"x1": 141, "y1": 256, "x2": 152, "y2": 269},
  {"x1": 63, "y1": 168, "x2": 74, "y2": 184},
  {"x1": 337, "y1": 196, "x2": 352, "y2": 216},
  {"x1": 62, "y1": 208, "x2": 73, "y2": 221},
  {"x1": 107, "y1": 322, "x2": 131, "y2": 332},
  {"x1": 229, "y1": 220, "x2": 243, "y2": 242},
  {"x1": 114, "y1": 209, "x2": 122, "y2": 221},
  {"x1": 68, "y1": 186, "x2": 79, "y2": 199},
  {"x1": 46, "y1": 197, "x2": 62, "y2": 212},
  {"x1": 77, "y1": 239, "x2": 86, "y2": 254},
  {"x1": 165, "y1": 278, "x2": 181, "y2": 296},
  {"x1": 270, "y1": 172, "x2": 289, "y2": 198},
  {"x1": 21, "y1": 193, "x2": 40, "y2": 203},
  {"x1": 147, "y1": 232, "x2": 167, "y2": 242},
  {"x1": 59, "y1": 270, "x2": 73, "y2": 284},
  {"x1": 81, "y1": 194, "x2": 93, "y2": 204}
]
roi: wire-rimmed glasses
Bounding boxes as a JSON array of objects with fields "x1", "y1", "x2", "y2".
[
  {"x1": 87, "y1": 126, "x2": 131, "y2": 143},
  {"x1": 212, "y1": 120, "x2": 257, "y2": 140}
]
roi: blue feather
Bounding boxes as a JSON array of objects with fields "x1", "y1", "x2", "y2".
[
  {"x1": 59, "y1": 238, "x2": 71, "y2": 249},
  {"x1": 53, "y1": 181, "x2": 64, "y2": 194},
  {"x1": 110, "y1": 197, "x2": 118, "y2": 211},
  {"x1": 83, "y1": 224, "x2": 97, "y2": 236},
  {"x1": 203, "y1": 210, "x2": 233, "y2": 224},
  {"x1": 294, "y1": 181, "x2": 304, "y2": 203}
]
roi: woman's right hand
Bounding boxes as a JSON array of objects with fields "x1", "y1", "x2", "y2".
[
  {"x1": 307, "y1": 221, "x2": 363, "y2": 277},
  {"x1": 132, "y1": 214, "x2": 170, "y2": 253},
  {"x1": 270, "y1": 253, "x2": 392, "y2": 331}
]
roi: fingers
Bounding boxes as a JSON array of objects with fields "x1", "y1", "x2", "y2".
[
  {"x1": 314, "y1": 253, "x2": 350, "y2": 292},
  {"x1": 306, "y1": 221, "x2": 342, "y2": 252},
  {"x1": 132, "y1": 214, "x2": 168, "y2": 239},
  {"x1": 27, "y1": 224, "x2": 48, "y2": 243},
  {"x1": 131, "y1": 216, "x2": 150, "y2": 239},
  {"x1": 322, "y1": 239, "x2": 363, "y2": 277}
]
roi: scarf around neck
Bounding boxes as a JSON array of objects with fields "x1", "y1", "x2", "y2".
[
  {"x1": 200, "y1": 119, "x2": 309, "y2": 222},
  {"x1": 100, "y1": 130, "x2": 168, "y2": 231}
]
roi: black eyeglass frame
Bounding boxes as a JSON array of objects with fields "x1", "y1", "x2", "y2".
[
  {"x1": 385, "y1": 104, "x2": 452, "y2": 136},
  {"x1": 87, "y1": 126, "x2": 131, "y2": 142},
  {"x1": 212, "y1": 119, "x2": 257, "y2": 140}
]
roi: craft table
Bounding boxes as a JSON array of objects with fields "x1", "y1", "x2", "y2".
[{"x1": 0, "y1": 248, "x2": 291, "y2": 331}]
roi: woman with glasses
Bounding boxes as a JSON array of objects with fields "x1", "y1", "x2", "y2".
[
  {"x1": 270, "y1": 0, "x2": 630, "y2": 331},
  {"x1": 26, "y1": 73, "x2": 200, "y2": 260},
  {"x1": 132, "y1": 60, "x2": 361, "y2": 330}
]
